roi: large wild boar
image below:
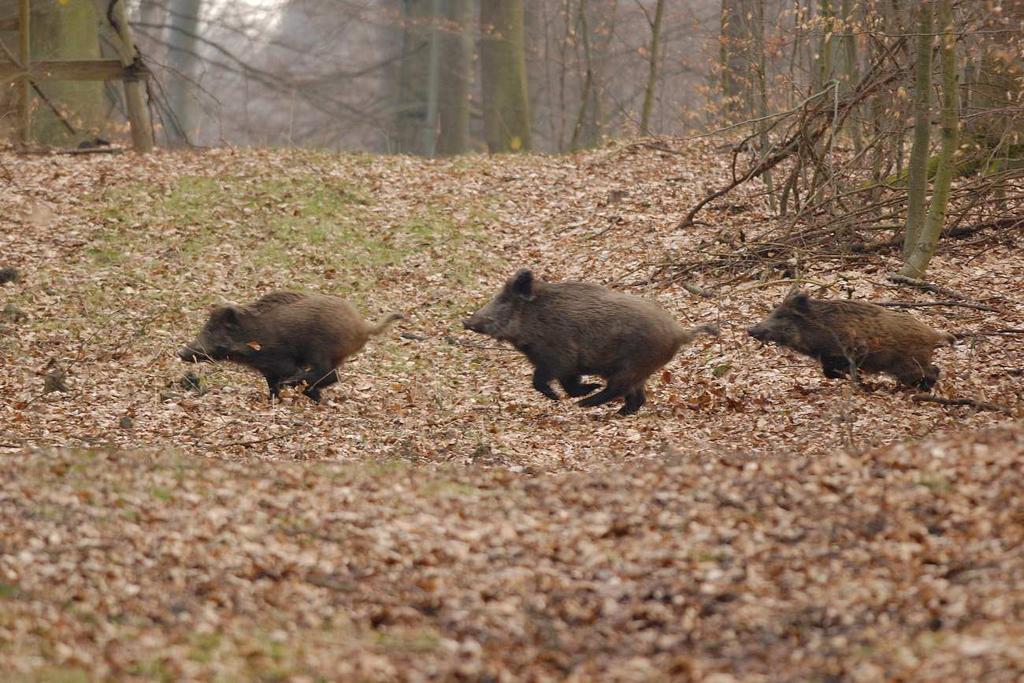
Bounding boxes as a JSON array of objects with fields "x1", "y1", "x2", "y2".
[
  {"x1": 179, "y1": 291, "x2": 402, "y2": 402},
  {"x1": 747, "y1": 289, "x2": 955, "y2": 390},
  {"x1": 462, "y1": 269, "x2": 718, "y2": 415}
]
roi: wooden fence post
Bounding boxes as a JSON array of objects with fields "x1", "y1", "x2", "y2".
[
  {"x1": 108, "y1": 0, "x2": 153, "y2": 153},
  {"x1": 5, "y1": 0, "x2": 154, "y2": 152}
]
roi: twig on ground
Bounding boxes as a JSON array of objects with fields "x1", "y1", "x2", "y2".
[
  {"x1": 875, "y1": 300, "x2": 998, "y2": 312},
  {"x1": 954, "y1": 328, "x2": 1024, "y2": 338},
  {"x1": 213, "y1": 430, "x2": 298, "y2": 449},
  {"x1": 911, "y1": 394, "x2": 1013, "y2": 415},
  {"x1": 737, "y1": 278, "x2": 836, "y2": 292},
  {"x1": 444, "y1": 335, "x2": 517, "y2": 352},
  {"x1": 679, "y1": 282, "x2": 714, "y2": 298},
  {"x1": 886, "y1": 275, "x2": 967, "y2": 300}
]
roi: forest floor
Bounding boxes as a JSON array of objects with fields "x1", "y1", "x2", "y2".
[{"x1": 0, "y1": 141, "x2": 1022, "y2": 681}]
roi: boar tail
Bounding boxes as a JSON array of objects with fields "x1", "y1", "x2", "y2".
[
  {"x1": 367, "y1": 313, "x2": 404, "y2": 337},
  {"x1": 677, "y1": 323, "x2": 719, "y2": 345}
]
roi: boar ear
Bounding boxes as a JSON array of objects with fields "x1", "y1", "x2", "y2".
[
  {"x1": 509, "y1": 269, "x2": 535, "y2": 301},
  {"x1": 785, "y1": 289, "x2": 810, "y2": 309},
  {"x1": 213, "y1": 304, "x2": 242, "y2": 326}
]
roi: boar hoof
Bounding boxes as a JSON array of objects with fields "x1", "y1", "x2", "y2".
[{"x1": 560, "y1": 379, "x2": 601, "y2": 397}]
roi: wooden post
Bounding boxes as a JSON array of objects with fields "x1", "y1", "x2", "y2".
[
  {"x1": 18, "y1": 0, "x2": 30, "y2": 145},
  {"x1": 108, "y1": 0, "x2": 153, "y2": 153}
]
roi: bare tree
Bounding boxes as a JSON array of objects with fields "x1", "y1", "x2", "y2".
[
  {"x1": 167, "y1": 0, "x2": 204, "y2": 144},
  {"x1": 480, "y1": 0, "x2": 531, "y2": 152},
  {"x1": 437, "y1": 0, "x2": 473, "y2": 155},
  {"x1": 901, "y1": 1, "x2": 932, "y2": 259},
  {"x1": 639, "y1": 0, "x2": 666, "y2": 136},
  {"x1": 901, "y1": 0, "x2": 959, "y2": 278}
]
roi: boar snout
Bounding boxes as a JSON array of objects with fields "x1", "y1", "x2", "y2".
[
  {"x1": 747, "y1": 325, "x2": 768, "y2": 342},
  {"x1": 462, "y1": 315, "x2": 488, "y2": 334},
  {"x1": 178, "y1": 344, "x2": 205, "y2": 362}
]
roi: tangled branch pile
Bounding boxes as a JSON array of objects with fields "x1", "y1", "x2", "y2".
[{"x1": 659, "y1": 0, "x2": 1024, "y2": 285}]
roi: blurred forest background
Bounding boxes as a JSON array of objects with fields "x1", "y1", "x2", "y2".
[
  {"x1": 0, "y1": 1, "x2": 1022, "y2": 278},
  {"x1": 0, "y1": 0, "x2": 1018, "y2": 154}
]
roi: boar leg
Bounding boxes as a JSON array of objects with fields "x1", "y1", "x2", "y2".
[
  {"x1": 559, "y1": 375, "x2": 601, "y2": 398},
  {"x1": 531, "y1": 366, "x2": 560, "y2": 400},
  {"x1": 821, "y1": 356, "x2": 851, "y2": 379},
  {"x1": 895, "y1": 360, "x2": 938, "y2": 391},
  {"x1": 299, "y1": 367, "x2": 340, "y2": 403},
  {"x1": 620, "y1": 386, "x2": 647, "y2": 415},
  {"x1": 264, "y1": 374, "x2": 284, "y2": 400},
  {"x1": 577, "y1": 380, "x2": 627, "y2": 408}
]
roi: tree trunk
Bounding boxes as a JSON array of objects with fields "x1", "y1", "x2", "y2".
[
  {"x1": 719, "y1": 0, "x2": 751, "y2": 120},
  {"x1": 480, "y1": 0, "x2": 531, "y2": 152},
  {"x1": 167, "y1": 0, "x2": 203, "y2": 145},
  {"x1": 814, "y1": 0, "x2": 835, "y2": 94},
  {"x1": 394, "y1": 0, "x2": 431, "y2": 153},
  {"x1": 840, "y1": 0, "x2": 862, "y2": 153},
  {"x1": 901, "y1": 0, "x2": 958, "y2": 278},
  {"x1": 965, "y1": 0, "x2": 1024, "y2": 168},
  {"x1": 639, "y1": 0, "x2": 665, "y2": 136},
  {"x1": 569, "y1": 0, "x2": 600, "y2": 151},
  {"x1": 137, "y1": 0, "x2": 165, "y2": 36},
  {"x1": 29, "y1": 0, "x2": 104, "y2": 146},
  {"x1": 752, "y1": 0, "x2": 774, "y2": 212},
  {"x1": 436, "y1": 0, "x2": 472, "y2": 155},
  {"x1": 901, "y1": 1, "x2": 932, "y2": 259},
  {"x1": 420, "y1": 0, "x2": 444, "y2": 155}
]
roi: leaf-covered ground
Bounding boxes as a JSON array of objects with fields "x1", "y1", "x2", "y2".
[{"x1": 0, "y1": 142, "x2": 1022, "y2": 680}]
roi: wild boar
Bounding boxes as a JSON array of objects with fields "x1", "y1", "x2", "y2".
[
  {"x1": 179, "y1": 291, "x2": 402, "y2": 402},
  {"x1": 747, "y1": 289, "x2": 955, "y2": 390},
  {"x1": 462, "y1": 268, "x2": 718, "y2": 415}
]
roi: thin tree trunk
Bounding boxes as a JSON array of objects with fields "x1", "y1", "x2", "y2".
[
  {"x1": 639, "y1": 0, "x2": 665, "y2": 136},
  {"x1": 436, "y1": 0, "x2": 472, "y2": 155},
  {"x1": 421, "y1": 0, "x2": 444, "y2": 156},
  {"x1": 480, "y1": 0, "x2": 532, "y2": 152},
  {"x1": 901, "y1": 1, "x2": 932, "y2": 258},
  {"x1": 814, "y1": 0, "x2": 835, "y2": 93},
  {"x1": 901, "y1": 0, "x2": 958, "y2": 278},
  {"x1": 167, "y1": 0, "x2": 203, "y2": 145},
  {"x1": 719, "y1": 0, "x2": 750, "y2": 120},
  {"x1": 841, "y1": 0, "x2": 862, "y2": 153},
  {"x1": 569, "y1": 0, "x2": 597, "y2": 150},
  {"x1": 395, "y1": 0, "x2": 431, "y2": 154},
  {"x1": 753, "y1": 0, "x2": 774, "y2": 212}
]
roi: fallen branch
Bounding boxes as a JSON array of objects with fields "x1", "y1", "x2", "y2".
[
  {"x1": 444, "y1": 335, "x2": 517, "y2": 352},
  {"x1": 680, "y1": 282, "x2": 714, "y2": 298},
  {"x1": 875, "y1": 300, "x2": 997, "y2": 313},
  {"x1": 886, "y1": 275, "x2": 966, "y2": 300},
  {"x1": 213, "y1": 430, "x2": 298, "y2": 449},
  {"x1": 911, "y1": 394, "x2": 1013, "y2": 415},
  {"x1": 954, "y1": 328, "x2": 1024, "y2": 338}
]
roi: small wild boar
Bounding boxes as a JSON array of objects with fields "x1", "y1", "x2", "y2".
[
  {"x1": 747, "y1": 289, "x2": 955, "y2": 390},
  {"x1": 179, "y1": 291, "x2": 402, "y2": 402},
  {"x1": 462, "y1": 269, "x2": 718, "y2": 415},
  {"x1": 0, "y1": 267, "x2": 20, "y2": 284}
]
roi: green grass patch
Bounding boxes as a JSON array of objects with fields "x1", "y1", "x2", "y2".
[
  {"x1": 89, "y1": 172, "x2": 489, "y2": 307},
  {"x1": 12, "y1": 667, "x2": 91, "y2": 683},
  {"x1": 374, "y1": 628, "x2": 442, "y2": 654},
  {"x1": 187, "y1": 632, "x2": 222, "y2": 664}
]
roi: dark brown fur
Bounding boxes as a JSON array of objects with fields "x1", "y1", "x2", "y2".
[
  {"x1": 462, "y1": 269, "x2": 718, "y2": 415},
  {"x1": 747, "y1": 289, "x2": 955, "y2": 390},
  {"x1": 179, "y1": 291, "x2": 402, "y2": 402},
  {"x1": 0, "y1": 267, "x2": 20, "y2": 284}
]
